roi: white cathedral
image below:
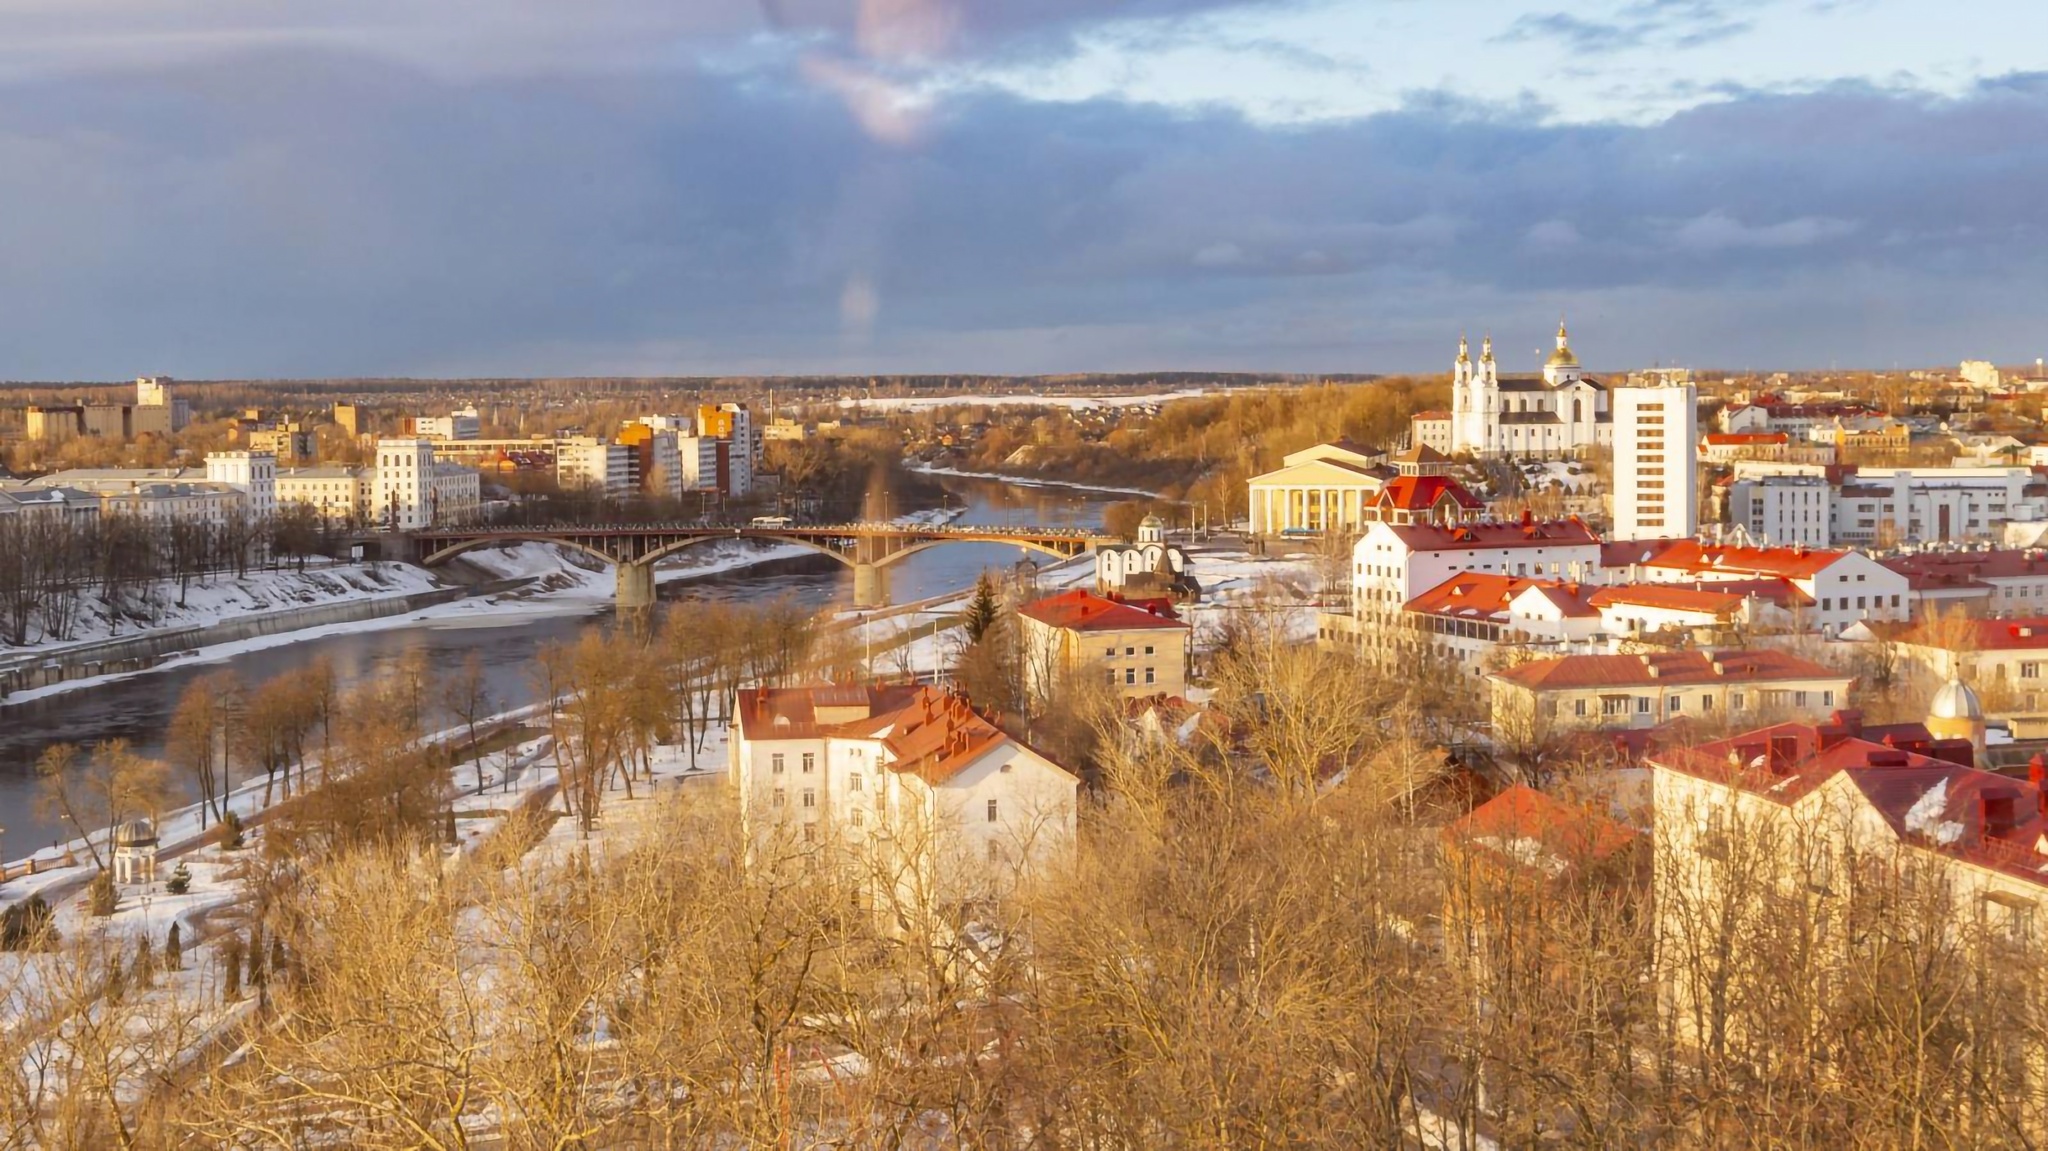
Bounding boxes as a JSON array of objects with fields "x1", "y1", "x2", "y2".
[{"x1": 1450, "y1": 322, "x2": 1611, "y2": 459}]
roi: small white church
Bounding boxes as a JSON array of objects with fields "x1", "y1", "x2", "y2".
[{"x1": 1446, "y1": 322, "x2": 1611, "y2": 460}]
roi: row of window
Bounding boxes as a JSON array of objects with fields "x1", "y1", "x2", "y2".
[{"x1": 1109, "y1": 667, "x2": 1161, "y2": 685}]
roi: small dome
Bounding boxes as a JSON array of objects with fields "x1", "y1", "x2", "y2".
[
  {"x1": 1547, "y1": 346, "x2": 1580, "y2": 368},
  {"x1": 114, "y1": 818, "x2": 158, "y2": 847},
  {"x1": 1929, "y1": 677, "x2": 1983, "y2": 722},
  {"x1": 1139, "y1": 514, "x2": 1164, "y2": 529}
]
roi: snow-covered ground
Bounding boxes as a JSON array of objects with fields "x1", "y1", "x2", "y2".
[
  {"x1": 1519, "y1": 460, "x2": 1598, "y2": 494},
  {"x1": 0, "y1": 562, "x2": 446, "y2": 656}
]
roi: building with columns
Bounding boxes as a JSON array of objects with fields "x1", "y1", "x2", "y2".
[
  {"x1": 1440, "y1": 323, "x2": 1611, "y2": 460},
  {"x1": 1246, "y1": 440, "x2": 1391, "y2": 536}
]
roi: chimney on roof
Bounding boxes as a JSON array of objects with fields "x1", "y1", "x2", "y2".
[
  {"x1": 1831, "y1": 708, "x2": 1864, "y2": 736},
  {"x1": 1767, "y1": 734, "x2": 1799, "y2": 774},
  {"x1": 1984, "y1": 791, "x2": 2020, "y2": 838}
]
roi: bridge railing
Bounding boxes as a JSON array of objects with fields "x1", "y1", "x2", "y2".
[{"x1": 415, "y1": 521, "x2": 1108, "y2": 540}]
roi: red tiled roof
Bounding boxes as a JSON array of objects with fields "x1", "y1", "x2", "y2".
[
  {"x1": 1588, "y1": 584, "x2": 1748, "y2": 618},
  {"x1": 1404, "y1": 572, "x2": 1596, "y2": 620},
  {"x1": 1882, "y1": 549, "x2": 2048, "y2": 591},
  {"x1": 1374, "y1": 474, "x2": 1483, "y2": 512},
  {"x1": 1017, "y1": 588, "x2": 1188, "y2": 632},
  {"x1": 1411, "y1": 410, "x2": 1453, "y2": 421},
  {"x1": 1445, "y1": 784, "x2": 1638, "y2": 871},
  {"x1": 1490, "y1": 649, "x2": 1845, "y2": 691},
  {"x1": 1651, "y1": 722, "x2": 2048, "y2": 887},
  {"x1": 1385, "y1": 517, "x2": 1599, "y2": 552},
  {"x1": 737, "y1": 683, "x2": 1072, "y2": 785},
  {"x1": 1388, "y1": 443, "x2": 1452, "y2": 466},
  {"x1": 1641, "y1": 539, "x2": 1850, "y2": 579},
  {"x1": 1893, "y1": 617, "x2": 2048, "y2": 652}
]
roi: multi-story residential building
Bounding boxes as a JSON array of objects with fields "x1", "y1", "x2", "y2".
[
  {"x1": 1879, "y1": 616, "x2": 2048, "y2": 713},
  {"x1": 554, "y1": 437, "x2": 634, "y2": 496},
  {"x1": 1245, "y1": 440, "x2": 1390, "y2": 536},
  {"x1": 696, "y1": 403, "x2": 756, "y2": 496},
  {"x1": 1632, "y1": 540, "x2": 1908, "y2": 637},
  {"x1": 1611, "y1": 379, "x2": 1697, "y2": 541},
  {"x1": 1409, "y1": 410, "x2": 1454, "y2": 455},
  {"x1": 1645, "y1": 708, "x2": 2048, "y2": 1079},
  {"x1": 371, "y1": 438, "x2": 480, "y2": 530},
  {"x1": 1719, "y1": 396, "x2": 1875, "y2": 436},
  {"x1": 1728, "y1": 465, "x2": 2048, "y2": 547},
  {"x1": 412, "y1": 407, "x2": 482, "y2": 441},
  {"x1": 204, "y1": 451, "x2": 278, "y2": 522},
  {"x1": 1017, "y1": 589, "x2": 1190, "y2": 703},
  {"x1": 1588, "y1": 583, "x2": 1792, "y2": 640},
  {"x1": 1880, "y1": 549, "x2": 2048, "y2": 618},
  {"x1": 731, "y1": 683, "x2": 1079, "y2": 926},
  {"x1": 616, "y1": 424, "x2": 685, "y2": 501},
  {"x1": 276, "y1": 466, "x2": 372, "y2": 524},
  {"x1": 1489, "y1": 649, "x2": 1854, "y2": 737}
]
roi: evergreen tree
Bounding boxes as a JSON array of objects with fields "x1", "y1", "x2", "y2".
[
  {"x1": 219, "y1": 809, "x2": 245, "y2": 849},
  {"x1": 87, "y1": 871, "x2": 116, "y2": 917},
  {"x1": 964, "y1": 572, "x2": 1003, "y2": 644},
  {"x1": 166, "y1": 861, "x2": 191, "y2": 895},
  {"x1": 133, "y1": 935, "x2": 154, "y2": 987},
  {"x1": 166, "y1": 922, "x2": 183, "y2": 971}
]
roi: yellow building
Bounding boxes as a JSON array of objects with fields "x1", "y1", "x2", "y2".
[{"x1": 1017, "y1": 589, "x2": 1190, "y2": 706}]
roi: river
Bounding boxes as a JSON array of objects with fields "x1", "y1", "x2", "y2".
[{"x1": 0, "y1": 475, "x2": 1120, "y2": 861}]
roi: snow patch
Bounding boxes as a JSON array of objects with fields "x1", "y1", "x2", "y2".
[{"x1": 1902, "y1": 778, "x2": 1966, "y2": 845}]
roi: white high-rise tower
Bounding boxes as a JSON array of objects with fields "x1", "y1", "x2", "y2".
[{"x1": 1611, "y1": 379, "x2": 1698, "y2": 541}]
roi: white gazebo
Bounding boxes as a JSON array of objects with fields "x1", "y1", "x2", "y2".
[{"x1": 112, "y1": 819, "x2": 159, "y2": 885}]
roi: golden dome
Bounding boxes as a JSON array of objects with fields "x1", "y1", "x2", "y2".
[{"x1": 1547, "y1": 345, "x2": 1580, "y2": 368}]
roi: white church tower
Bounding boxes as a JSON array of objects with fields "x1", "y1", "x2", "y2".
[{"x1": 1452, "y1": 334, "x2": 1501, "y2": 456}]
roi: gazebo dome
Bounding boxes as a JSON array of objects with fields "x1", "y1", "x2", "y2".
[
  {"x1": 1929, "y1": 677, "x2": 1984, "y2": 721},
  {"x1": 114, "y1": 818, "x2": 158, "y2": 848}
]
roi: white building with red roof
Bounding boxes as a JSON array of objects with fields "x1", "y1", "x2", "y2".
[
  {"x1": 1376, "y1": 571, "x2": 1601, "y2": 677},
  {"x1": 1351, "y1": 515, "x2": 1603, "y2": 617},
  {"x1": 733, "y1": 683, "x2": 1079, "y2": 927},
  {"x1": 1017, "y1": 588, "x2": 1190, "y2": 704},
  {"x1": 1632, "y1": 540, "x2": 1907, "y2": 636}
]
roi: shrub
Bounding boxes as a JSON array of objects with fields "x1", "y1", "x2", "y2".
[
  {"x1": 166, "y1": 861, "x2": 192, "y2": 895},
  {"x1": 0, "y1": 897, "x2": 55, "y2": 950},
  {"x1": 220, "y1": 810, "x2": 245, "y2": 850},
  {"x1": 87, "y1": 871, "x2": 117, "y2": 917}
]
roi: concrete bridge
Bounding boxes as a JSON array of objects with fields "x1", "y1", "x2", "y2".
[{"x1": 407, "y1": 521, "x2": 1114, "y2": 610}]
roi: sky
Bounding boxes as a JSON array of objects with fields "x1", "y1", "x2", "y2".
[{"x1": 0, "y1": 0, "x2": 2043, "y2": 379}]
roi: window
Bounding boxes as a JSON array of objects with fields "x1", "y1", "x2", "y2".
[
  {"x1": 2023, "y1": 663, "x2": 2041, "y2": 680},
  {"x1": 772, "y1": 788, "x2": 786, "y2": 807},
  {"x1": 851, "y1": 809, "x2": 865, "y2": 827},
  {"x1": 986, "y1": 799, "x2": 999, "y2": 823},
  {"x1": 1575, "y1": 699, "x2": 1587, "y2": 717},
  {"x1": 1145, "y1": 667, "x2": 1157, "y2": 684},
  {"x1": 803, "y1": 823, "x2": 816, "y2": 843},
  {"x1": 1820, "y1": 597, "x2": 1831, "y2": 610},
  {"x1": 1669, "y1": 696, "x2": 1682, "y2": 713},
  {"x1": 850, "y1": 772, "x2": 864, "y2": 792},
  {"x1": 1637, "y1": 698, "x2": 1651, "y2": 713},
  {"x1": 1106, "y1": 645, "x2": 1115, "y2": 657},
  {"x1": 1125, "y1": 668, "x2": 1136, "y2": 685},
  {"x1": 771, "y1": 753, "x2": 785, "y2": 774},
  {"x1": 1107, "y1": 670, "x2": 1118, "y2": 685},
  {"x1": 1126, "y1": 646, "x2": 1136, "y2": 656},
  {"x1": 802, "y1": 753, "x2": 815, "y2": 773},
  {"x1": 802, "y1": 789, "x2": 816, "y2": 809},
  {"x1": 1144, "y1": 645, "x2": 1155, "y2": 656}
]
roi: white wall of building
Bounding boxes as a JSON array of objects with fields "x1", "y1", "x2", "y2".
[{"x1": 1611, "y1": 381, "x2": 1697, "y2": 541}]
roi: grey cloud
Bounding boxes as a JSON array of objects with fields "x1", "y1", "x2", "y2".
[
  {"x1": 1498, "y1": 0, "x2": 1768, "y2": 55},
  {"x1": 0, "y1": 51, "x2": 2042, "y2": 377}
]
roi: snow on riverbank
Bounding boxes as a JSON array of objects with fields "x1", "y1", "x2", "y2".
[{"x1": 0, "y1": 563, "x2": 445, "y2": 657}]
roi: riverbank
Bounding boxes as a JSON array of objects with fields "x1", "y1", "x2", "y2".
[{"x1": 0, "y1": 539, "x2": 822, "y2": 709}]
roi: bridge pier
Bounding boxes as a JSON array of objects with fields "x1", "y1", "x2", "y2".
[
  {"x1": 616, "y1": 560, "x2": 657, "y2": 614},
  {"x1": 852, "y1": 562, "x2": 890, "y2": 609}
]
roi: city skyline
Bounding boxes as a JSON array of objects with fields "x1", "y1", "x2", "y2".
[{"x1": 0, "y1": 0, "x2": 2042, "y2": 377}]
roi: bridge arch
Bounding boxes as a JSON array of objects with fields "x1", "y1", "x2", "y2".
[
  {"x1": 639, "y1": 532, "x2": 855, "y2": 568},
  {"x1": 418, "y1": 533, "x2": 628, "y2": 569},
  {"x1": 864, "y1": 537, "x2": 1085, "y2": 570}
]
